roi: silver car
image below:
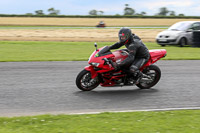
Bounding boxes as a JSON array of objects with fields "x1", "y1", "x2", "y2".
[{"x1": 156, "y1": 21, "x2": 200, "y2": 47}]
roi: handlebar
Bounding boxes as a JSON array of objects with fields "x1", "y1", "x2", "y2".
[{"x1": 103, "y1": 58, "x2": 117, "y2": 70}]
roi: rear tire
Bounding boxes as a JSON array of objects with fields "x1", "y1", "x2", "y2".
[
  {"x1": 136, "y1": 65, "x2": 161, "y2": 89},
  {"x1": 76, "y1": 69, "x2": 100, "y2": 91}
]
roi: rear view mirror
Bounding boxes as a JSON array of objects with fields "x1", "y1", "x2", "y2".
[
  {"x1": 187, "y1": 29, "x2": 193, "y2": 32},
  {"x1": 94, "y1": 42, "x2": 97, "y2": 51}
]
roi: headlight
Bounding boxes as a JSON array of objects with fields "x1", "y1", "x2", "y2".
[{"x1": 90, "y1": 62, "x2": 100, "y2": 67}]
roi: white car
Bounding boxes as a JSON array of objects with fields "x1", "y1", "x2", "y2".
[{"x1": 156, "y1": 21, "x2": 200, "y2": 47}]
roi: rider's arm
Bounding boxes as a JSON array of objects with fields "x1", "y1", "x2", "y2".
[
  {"x1": 109, "y1": 42, "x2": 123, "y2": 50},
  {"x1": 118, "y1": 44, "x2": 137, "y2": 66}
]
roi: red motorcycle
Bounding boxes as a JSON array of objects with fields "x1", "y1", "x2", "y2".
[{"x1": 76, "y1": 43, "x2": 167, "y2": 91}]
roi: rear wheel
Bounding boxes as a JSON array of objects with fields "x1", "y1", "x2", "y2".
[
  {"x1": 76, "y1": 69, "x2": 100, "y2": 91},
  {"x1": 136, "y1": 65, "x2": 161, "y2": 89}
]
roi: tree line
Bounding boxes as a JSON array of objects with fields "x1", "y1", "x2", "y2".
[
  {"x1": 24, "y1": 4, "x2": 185, "y2": 17},
  {"x1": 1, "y1": 5, "x2": 196, "y2": 18},
  {"x1": 26, "y1": 8, "x2": 60, "y2": 16},
  {"x1": 89, "y1": 4, "x2": 185, "y2": 17}
]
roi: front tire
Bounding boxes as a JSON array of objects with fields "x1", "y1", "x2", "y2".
[
  {"x1": 179, "y1": 38, "x2": 187, "y2": 47},
  {"x1": 136, "y1": 65, "x2": 161, "y2": 89},
  {"x1": 76, "y1": 69, "x2": 100, "y2": 91}
]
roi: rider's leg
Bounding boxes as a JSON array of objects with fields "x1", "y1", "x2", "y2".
[{"x1": 129, "y1": 58, "x2": 147, "y2": 82}]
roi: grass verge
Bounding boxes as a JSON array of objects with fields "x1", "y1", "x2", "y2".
[
  {"x1": 0, "y1": 41, "x2": 200, "y2": 62},
  {"x1": 0, "y1": 110, "x2": 200, "y2": 133}
]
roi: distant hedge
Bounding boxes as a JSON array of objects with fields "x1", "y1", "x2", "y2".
[{"x1": 0, "y1": 14, "x2": 200, "y2": 19}]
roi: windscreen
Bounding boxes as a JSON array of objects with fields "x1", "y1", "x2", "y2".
[
  {"x1": 97, "y1": 46, "x2": 112, "y2": 57},
  {"x1": 168, "y1": 22, "x2": 191, "y2": 31}
]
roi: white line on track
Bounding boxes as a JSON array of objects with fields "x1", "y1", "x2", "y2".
[
  {"x1": 1, "y1": 107, "x2": 200, "y2": 117},
  {"x1": 68, "y1": 107, "x2": 200, "y2": 115}
]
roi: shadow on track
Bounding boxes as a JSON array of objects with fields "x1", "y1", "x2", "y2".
[{"x1": 74, "y1": 88, "x2": 159, "y2": 101}]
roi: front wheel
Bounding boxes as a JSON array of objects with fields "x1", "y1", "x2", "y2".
[
  {"x1": 179, "y1": 38, "x2": 187, "y2": 47},
  {"x1": 136, "y1": 65, "x2": 161, "y2": 89},
  {"x1": 76, "y1": 69, "x2": 100, "y2": 91}
]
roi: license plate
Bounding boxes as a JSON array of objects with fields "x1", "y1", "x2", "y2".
[{"x1": 159, "y1": 39, "x2": 167, "y2": 42}]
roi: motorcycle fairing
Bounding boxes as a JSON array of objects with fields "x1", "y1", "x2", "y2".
[{"x1": 141, "y1": 49, "x2": 167, "y2": 70}]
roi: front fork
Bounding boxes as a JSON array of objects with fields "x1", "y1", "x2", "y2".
[{"x1": 84, "y1": 66, "x2": 98, "y2": 79}]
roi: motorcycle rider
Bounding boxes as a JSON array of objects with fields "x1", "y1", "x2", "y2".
[{"x1": 108, "y1": 27, "x2": 150, "y2": 83}]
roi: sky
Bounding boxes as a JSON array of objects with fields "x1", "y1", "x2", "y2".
[{"x1": 0, "y1": 0, "x2": 200, "y2": 16}]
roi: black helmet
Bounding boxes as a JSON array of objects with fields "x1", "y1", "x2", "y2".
[{"x1": 118, "y1": 27, "x2": 132, "y2": 43}]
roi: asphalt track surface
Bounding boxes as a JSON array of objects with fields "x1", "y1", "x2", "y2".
[{"x1": 0, "y1": 60, "x2": 200, "y2": 116}]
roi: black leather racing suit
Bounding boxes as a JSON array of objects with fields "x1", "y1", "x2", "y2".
[{"x1": 109, "y1": 35, "x2": 150, "y2": 74}]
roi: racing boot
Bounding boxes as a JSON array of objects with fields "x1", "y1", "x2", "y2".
[
  {"x1": 129, "y1": 66, "x2": 143, "y2": 84},
  {"x1": 135, "y1": 71, "x2": 143, "y2": 84}
]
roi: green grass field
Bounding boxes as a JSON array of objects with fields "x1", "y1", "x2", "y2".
[
  {"x1": 0, "y1": 110, "x2": 200, "y2": 133},
  {"x1": 0, "y1": 41, "x2": 200, "y2": 62}
]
